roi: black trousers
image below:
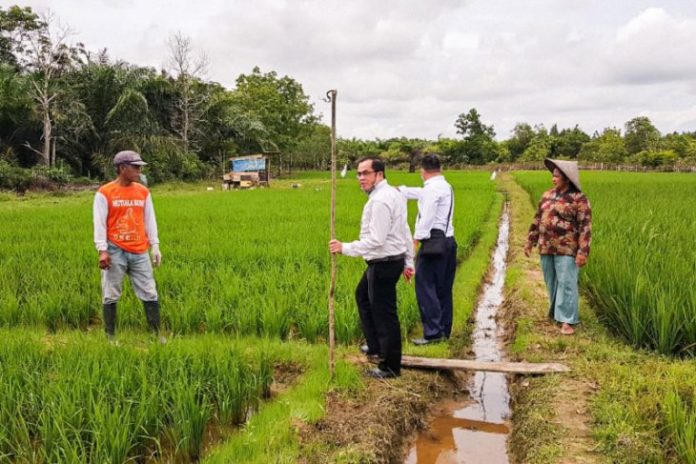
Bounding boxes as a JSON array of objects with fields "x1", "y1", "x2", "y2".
[
  {"x1": 355, "y1": 259, "x2": 404, "y2": 374},
  {"x1": 415, "y1": 237, "x2": 457, "y2": 339}
]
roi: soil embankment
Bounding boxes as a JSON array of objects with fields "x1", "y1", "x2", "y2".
[{"x1": 501, "y1": 172, "x2": 600, "y2": 463}]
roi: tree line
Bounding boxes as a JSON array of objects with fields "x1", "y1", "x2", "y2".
[
  {"x1": 0, "y1": 6, "x2": 316, "y2": 189},
  {"x1": 2, "y1": 5, "x2": 695, "y2": 191}
]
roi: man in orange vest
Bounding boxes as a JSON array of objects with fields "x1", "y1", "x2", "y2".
[{"x1": 93, "y1": 150, "x2": 164, "y2": 342}]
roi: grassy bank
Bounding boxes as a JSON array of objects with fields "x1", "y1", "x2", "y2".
[{"x1": 502, "y1": 172, "x2": 696, "y2": 464}]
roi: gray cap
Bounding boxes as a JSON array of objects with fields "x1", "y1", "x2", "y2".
[{"x1": 113, "y1": 150, "x2": 147, "y2": 166}]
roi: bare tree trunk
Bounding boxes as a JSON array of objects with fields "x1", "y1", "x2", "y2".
[
  {"x1": 42, "y1": 110, "x2": 52, "y2": 166},
  {"x1": 168, "y1": 32, "x2": 207, "y2": 151},
  {"x1": 51, "y1": 134, "x2": 56, "y2": 167},
  {"x1": 26, "y1": 12, "x2": 73, "y2": 167},
  {"x1": 182, "y1": 90, "x2": 190, "y2": 149}
]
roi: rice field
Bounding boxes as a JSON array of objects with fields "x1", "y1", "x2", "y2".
[
  {"x1": 0, "y1": 331, "x2": 274, "y2": 463},
  {"x1": 514, "y1": 171, "x2": 696, "y2": 463},
  {"x1": 0, "y1": 171, "x2": 496, "y2": 342},
  {"x1": 513, "y1": 171, "x2": 696, "y2": 357},
  {"x1": 0, "y1": 171, "x2": 500, "y2": 462}
]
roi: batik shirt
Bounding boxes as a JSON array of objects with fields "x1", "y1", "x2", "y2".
[{"x1": 527, "y1": 188, "x2": 592, "y2": 257}]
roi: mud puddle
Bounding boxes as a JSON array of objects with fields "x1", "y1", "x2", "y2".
[{"x1": 405, "y1": 205, "x2": 511, "y2": 464}]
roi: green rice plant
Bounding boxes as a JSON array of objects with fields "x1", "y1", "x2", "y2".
[
  {"x1": 89, "y1": 399, "x2": 139, "y2": 464},
  {"x1": 0, "y1": 171, "x2": 497, "y2": 342},
  {"x1": 0, "y1": 330, "x2": 276, "y2": 463},
  {"x1": 166, "y1": 381, "x2": 213, "y2": 461},
  {"x1": 663, "y1": 390, "x2": 696, "y2": 463},
  {"x1": 514, "y1": 171, "x2": 696, "y2": 356}
]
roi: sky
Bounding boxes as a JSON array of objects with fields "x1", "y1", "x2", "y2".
[{"x1": 5, "y1": 0, "x2": 696, "y2": 140}]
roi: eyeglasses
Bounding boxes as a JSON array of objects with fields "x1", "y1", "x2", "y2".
[{"x1": 356, "y1": 170, "x2": 375, "y2": 178}]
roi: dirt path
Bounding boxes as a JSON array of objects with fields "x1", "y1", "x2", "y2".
[{"x1": 500, "y1": 173, "x2": 601, "y2": 464}]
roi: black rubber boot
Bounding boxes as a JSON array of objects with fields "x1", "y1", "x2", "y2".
[
  {"x1": 143, "y1": 300, "x2": 161, "y2": 333},
  {"x1": 103, "y1": 302, "x2": 117, "y2": 339}
]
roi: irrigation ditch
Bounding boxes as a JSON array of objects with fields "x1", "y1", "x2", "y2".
[{"x1": 402, "y1": 205, "x2": 512, "y2": 464}]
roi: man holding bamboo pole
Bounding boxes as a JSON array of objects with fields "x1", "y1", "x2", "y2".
[{"x1": 329, "y1": 157, "x2": 415, "y2": 379}]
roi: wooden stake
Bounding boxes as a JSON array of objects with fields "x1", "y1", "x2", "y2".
[{"x1": 327, "y1": 89, "x2": 337, "y2": 379}]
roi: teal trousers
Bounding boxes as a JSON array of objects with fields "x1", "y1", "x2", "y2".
[{"x1": 540, "y1": 254, "x2": 579, "y2": 324}]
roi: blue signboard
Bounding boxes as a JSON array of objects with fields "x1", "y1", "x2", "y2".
[{"x1": 231, "y1": 158, "x2": 266, "y2": 172}]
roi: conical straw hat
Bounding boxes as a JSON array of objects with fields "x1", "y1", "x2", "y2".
[{"x1": 544, "y1": 158, "x2": 582, "y2": 192}]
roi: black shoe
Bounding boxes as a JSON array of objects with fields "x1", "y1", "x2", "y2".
[
  {"x1": 103, "y1": 303, "x2": 117, "y2": 338},
  {"x1": 366, "y1": 367, "x2": 399, "y2": 379},
  {"x1": 143, "y1": 300, "x2": 161, "y2": 333},
  {"x1": 410, "y1": 336, "x2": 446, "y2": 346}
]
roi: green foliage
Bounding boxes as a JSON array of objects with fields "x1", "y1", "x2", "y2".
[
  {"x1": 507, "y1": 122, "x2": 535, "y2": 160},
  {"x1": 663, "y1": 390, "x2": 696, "y2": 463},
  {"x1": 578, "y1": 128, "x2": 627, "y2": 163},
  {"x1": 661, "y1": 132, "x2": 696, "y2": 159},
  {"x1": 520, "y1": 127, "x2": 552, "y2": 161},
  {"x1": 550, "y1": 125, "x2": 590, "y2": 158},
  {"x1": 453, "y1": 108, "x2": 498, "y2": 164},
  {"x1": 233, "y1": 66, "x2": 317, "y2": 156},
  {"x1": 337, "y1": 137, "x2": 384, "y2": 165},
  {"x1": 631, "y1": 149, "x2": 677, "y2": 167},
  {"x1": 625, "y1": 116, "x2": 661, "y2": 155},
  {"x1": 0, "y1": 5, "x2": 43, "y2": 68},
  {"x1": 0, "y1": 160, "x2": 32, "y2": 191},
  {"x1": 287, "y1": 123, "x2": 331, "y2": 170}
]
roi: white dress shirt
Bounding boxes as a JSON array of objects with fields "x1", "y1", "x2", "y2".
[
  {"x1": 342, "y1": 180, "x2": 414, "y2": 268},
  {"x1": 93, "y1": 192, "x2": 159, "y2": 252},
  {"x1": 399, "y1": 175, "x2": 454, "y2": 240}
]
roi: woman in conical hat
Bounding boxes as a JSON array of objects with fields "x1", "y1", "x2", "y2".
[{"x1": 524, "y1": 159, "x2": 592, "y2": 335}]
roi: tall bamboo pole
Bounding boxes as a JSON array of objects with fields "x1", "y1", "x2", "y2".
[{"x1": 327, "y1": 89, "x2": 337, "y2": 378}]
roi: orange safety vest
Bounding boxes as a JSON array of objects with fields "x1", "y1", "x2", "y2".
[{"x1": 99, "y1": 181, "x2": 151, "y2": 254}]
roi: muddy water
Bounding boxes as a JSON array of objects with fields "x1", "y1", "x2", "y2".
[{"x1": 405, "y1": 206, "x2": 511, "y2": 464}]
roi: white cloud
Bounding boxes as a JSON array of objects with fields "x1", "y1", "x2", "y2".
[
  {"x1": 608, "y1": 7, "x2": 696, "y2": 84},
  {"x1": 4, "y1": 0, "x2": 696, "y2": 139}
]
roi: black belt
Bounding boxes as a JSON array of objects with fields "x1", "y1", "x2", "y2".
[{"x1": 366, "y1": 253, "x2": 406, "y2": 265}]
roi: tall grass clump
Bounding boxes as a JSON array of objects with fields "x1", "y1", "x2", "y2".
[
  {"x1": 513, "y1": 171, "x2": 696, "y2": 356},
  {"x1": 663, "y1": 389, "x2": 696, "y2": 463},
  {"x1": 0, "y1": 331, "x2": 274, "y2": 463},
  {"x1": 0, "y1": 171, "x2": 496, "y2": 342}
]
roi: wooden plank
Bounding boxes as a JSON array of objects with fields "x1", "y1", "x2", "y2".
[{"x1": 399, "y1": 355, "x2": 570, "y2": 374}]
